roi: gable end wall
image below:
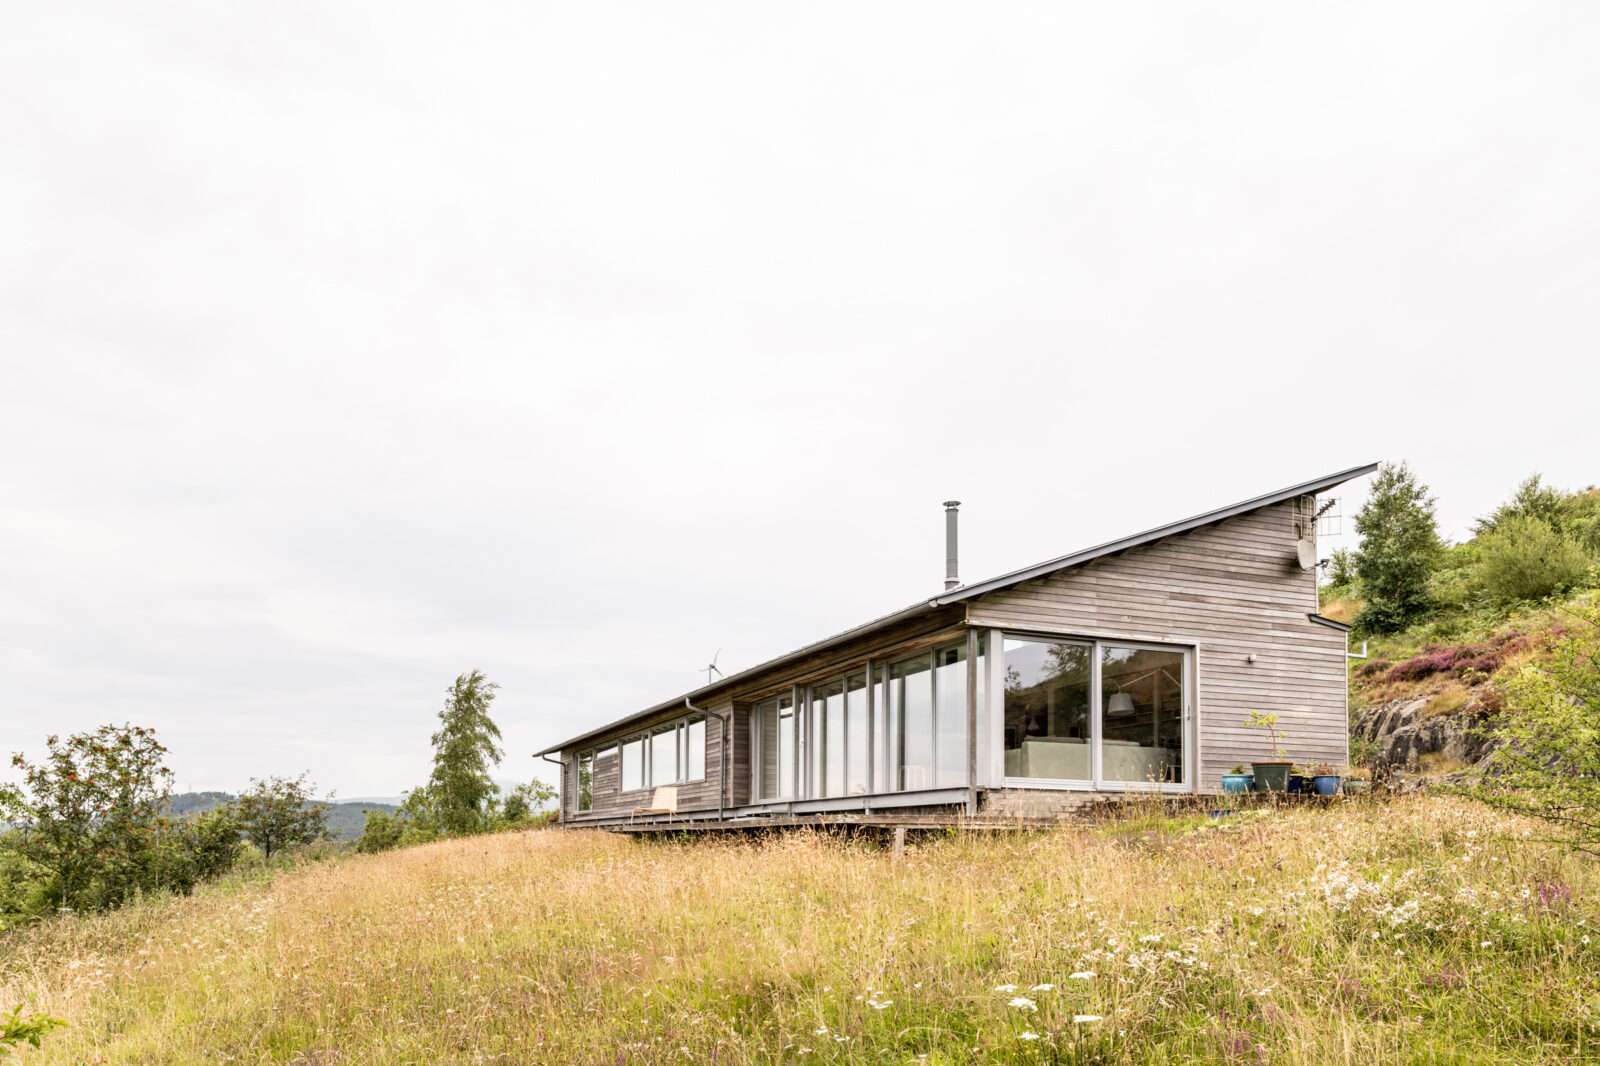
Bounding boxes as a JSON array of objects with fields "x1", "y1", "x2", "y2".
[{"x1": 964, "y1": 498, "x2": 1347, "y2": 790}]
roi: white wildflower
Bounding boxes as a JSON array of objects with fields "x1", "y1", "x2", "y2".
[
  {"x1": 1068, "y1": 971, "x2": 1095, "y2": 980},
  {"x1": 1030, "y1": 983, "x2": 1054, "y2": 992},
  {"x1": 1018, "y1": 1031, "x2": 1040, "y2": 1041},
  {"x1": 1073, "y1": 1014, "x2": 1103, "y2": 1024},
  {"x1": 1008, "y1": 996, "x2": 1038, "y2": 1012},
  {"x1": 993, "y1": 983, "x2": 1018, "y2": 992}
]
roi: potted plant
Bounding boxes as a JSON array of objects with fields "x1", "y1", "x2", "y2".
[
  {"x1": 1245, "y1": 711, "x2": 1294, "y2": 792},
  {"x1": 1287, "y1": 763, "x2": 1311, "y2": 795},
  {"x1": 1311, "y1": 763, "x2": 1343, "y2": 797},
  {"x1": 1221, "y1": 764, "x2": 1253, "y2": 794}
]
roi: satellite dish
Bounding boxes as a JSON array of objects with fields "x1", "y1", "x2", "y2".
[{"x1": 1296, "y1": 538, "x2": 1317, "y2": 570}]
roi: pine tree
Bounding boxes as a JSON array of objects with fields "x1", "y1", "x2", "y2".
[
  {"x1": 1352, "y1": 462, "x2": 1443, "y2": 633},
  {"x1": 426, "y1": 670, "x2": 504, "y2": 834}
]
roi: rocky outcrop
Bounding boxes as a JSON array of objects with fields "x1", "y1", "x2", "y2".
[{"x1": 1351, "y1": 698, "x2": 1499, "y2": 771}]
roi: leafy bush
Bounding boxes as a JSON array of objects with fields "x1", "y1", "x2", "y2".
[
  {"x1": 1561, "y1": 487, "x2": 1600, "y2": 554},
  {"x1": 3, "y1": 725, "x2": 174, "y2": 912},
  {"x1": 159, "y1": 808, "x2": 245, "y2": 892},
  {"x1": 1470, "y1": 516, "x2": 1593, "y2": 606},
  {"x1": 0, "y1": 846, "x2": 56, "y2": 929},
  {"x1": 1470, "y1": 606, "x2": 1600, "y2": 856},
  {"x1": 1, "y1": 1005, "x2": 64, "y2": 1057},
  {"x1": 355, "y1": 811, "x2": 410, "y2": 854},
  {"x1": 232, "y1": 775, "x2": 329, "y2": 860}
]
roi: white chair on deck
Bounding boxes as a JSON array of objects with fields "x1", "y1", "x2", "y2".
[{"x1": 631, "y1": 785, "x2": 678, "y2": 822}]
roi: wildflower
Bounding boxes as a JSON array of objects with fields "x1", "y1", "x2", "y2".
[
  {"x1": 867, "y1": 998, "x2": 892, "y2": 1011},
  {"x1": 993, "y1": 983, "x2": 1018, "y2": 992},
  {"x1": 1030, "y1": 983, "x2": 1054, "y2": 992},
  {"x1": 1008, "y1": 996, "x2": 1038, "y2": 1012},
  {"x1": 1068, "y1": 971, "x2": 1095, "y2": 980},
  {"x1": 1073, "y1": 1014, "x2": 1103, "y2": 1024},
  {"x1": 1018, "y1": 1031, "x2": 1040, "y2": 1041},
  {"x1": 814, "y1": 1026, "x2": 830, "y2": 1036},
  {"x1": 1139, "y1": 933, "x2": 1163, "y2": 943}
]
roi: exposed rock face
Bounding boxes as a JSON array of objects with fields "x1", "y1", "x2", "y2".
[{"x1": 1351, "y1": 698, "x2": 1498, "y2": 771}]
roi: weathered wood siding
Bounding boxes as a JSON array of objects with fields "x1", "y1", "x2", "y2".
[
  {"x1": 561, "y1": 699, "x2": 734, "y2": 822},
  {"x1": 965, "y1": 498, "x2": 1346, "y2": 791}
]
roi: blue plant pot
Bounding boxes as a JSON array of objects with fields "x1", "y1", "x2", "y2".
[
  {"x1": 1311, "y1": 774, "x2": 1341, "y2": 797},
  {"x1": 1221, "y1": 773, "x2": 1252, "y2": 794},
  {"x1": 1287, "y1": 775, "x2": 1308, "y2": 795}
]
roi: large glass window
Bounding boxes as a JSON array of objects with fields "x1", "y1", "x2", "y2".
[
  {"x1": 1003, "y1": 638, "x2": 1092, "y2": 780},
  {"x1": 756, "y1": 695, "x2": 795, "y2": 800},
  {"x1": 1100, "y1": 645, "x2": 1185, "y2": 784},
  {"x1": 934, "y1": 644, "x2": 967, "y2": 788},
  {"x1": 891, "y1": 655, "x2": 934, "y2": 790},
  {"x1": 577, "y1": 751, "x2": 594, "y2": 811},
  {"x1": 811, "y1": 679, "x2": 846, "y2": 797},
  {"x1": 845, "y1": 672, "x2": 868, "y2": 795},
  {"x1": 649, "y1": 727, "x2": 678, "y2": 787},
  {"x1": 621, "y1": 716, "x2": 706, "y2": 792},
  {"x1": 621, "y1": 737, "x2": 645, "y2": 792}
]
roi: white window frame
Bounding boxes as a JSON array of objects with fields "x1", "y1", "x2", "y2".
[{"x1": 989, "y1": 628, "x2": 1196, "y2": 795}]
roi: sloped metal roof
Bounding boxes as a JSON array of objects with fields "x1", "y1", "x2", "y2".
[{"x1": 534, "y1": 461, "x2": 1377, "y2": 757}]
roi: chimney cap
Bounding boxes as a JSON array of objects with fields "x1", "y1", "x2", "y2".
[{"x1": 943, "y1": 499, "x2": 961, "y2": 509}]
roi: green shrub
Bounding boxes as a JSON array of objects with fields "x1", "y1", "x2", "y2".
[
  {"x1": 0, "y1": 845, "x2": 57, "y2": 929},
  {"x1": 1470, "y1": 606, "x2": 1600, "y2": 855},
  {"x1": 1561, "y1": 487, "x2": 1600, "y2": 554},
  {"x1": 0, "y1": 1005, "x2": 65, "y2": 1057},
  {"x1": 1471, "y1": 515, "x2": 1593, "y2": 605}
]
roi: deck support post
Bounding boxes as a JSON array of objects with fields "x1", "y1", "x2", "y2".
[{"x1": 892, "y1": 826, "x2": 906, "y2": 859}]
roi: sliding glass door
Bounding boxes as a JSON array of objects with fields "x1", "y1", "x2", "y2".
[
  {"x1": 1002, "y1": 634, "x2": 1191, "y2": 790},
  {"x1": 752, "y1": 637, "x2": 989, "y2": 804},
  {"x1": 1100, "y1": 645, "x2": 1186, "y2": 786}
]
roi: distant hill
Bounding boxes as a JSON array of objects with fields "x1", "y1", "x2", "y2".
[{"x1": 167, "y1": 792, "x2": 398, "y2": 842}]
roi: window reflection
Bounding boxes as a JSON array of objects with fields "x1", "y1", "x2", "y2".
[{"x1": 1003, "y1": 638, "x2": 1092, "y2": 780}]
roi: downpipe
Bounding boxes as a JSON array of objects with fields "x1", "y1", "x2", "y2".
[{"x1": 538, "y1": 752, "x2": 565, "y2": 821}]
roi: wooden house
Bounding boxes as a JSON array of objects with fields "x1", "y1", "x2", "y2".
[{"x1": 534, "y1": 464, "x2": 1375, "y2": 828}]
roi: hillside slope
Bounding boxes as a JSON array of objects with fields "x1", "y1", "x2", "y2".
[
  {"x1": 1339, "y1": 590, "x2": 1595, "y2": 778},
  {"x1": 2, "y1": 798, "x2": 1595, "y2": 1063}
]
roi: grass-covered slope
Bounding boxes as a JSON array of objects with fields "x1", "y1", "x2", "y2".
[
  {"x1": 3, "y1": 797, "x2": 1596, "y2": 1064},
  {"x1": 1337, "y1": 589, "x2": 1597, "y2": 775}
]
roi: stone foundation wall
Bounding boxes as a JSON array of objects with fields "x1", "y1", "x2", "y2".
[{"x1": 979, "y1": 788, "x2": 1098, "y2": 820}]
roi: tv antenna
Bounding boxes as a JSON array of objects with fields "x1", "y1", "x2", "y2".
[{"x1": 703, "y1": 649, "x2": 724, "y2": 686}]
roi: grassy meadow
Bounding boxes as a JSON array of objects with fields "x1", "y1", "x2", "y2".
[{"x1": 2, "y1": 795, "x2": 1596, "y2": 1064}]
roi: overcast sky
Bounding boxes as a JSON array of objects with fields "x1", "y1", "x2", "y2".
[{"x1": 3, "y1": 3, "x2": 1596, "y2": 797}]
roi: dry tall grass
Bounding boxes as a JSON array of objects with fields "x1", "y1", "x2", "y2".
[{"x1": 2, "y1": 795, "x2": 1595, "y2": 1064}]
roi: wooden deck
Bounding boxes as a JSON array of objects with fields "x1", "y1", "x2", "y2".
[{"x1": 589, "y1": 791, "x2": 1348, "y2": 834}]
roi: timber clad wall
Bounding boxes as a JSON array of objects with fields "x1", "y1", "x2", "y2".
[
  {"x1": 965, "y1": 498, "x2": 1347, "y2": 790},
  {"x1": 563, "y1": 701, "x2": 734, "y2": 821}
]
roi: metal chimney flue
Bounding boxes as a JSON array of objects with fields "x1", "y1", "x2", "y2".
[{"x1": 943, "y1": 500, "x2": 961, "y2": 590}]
